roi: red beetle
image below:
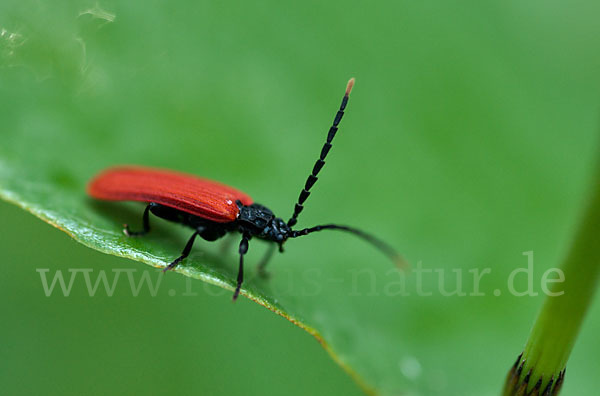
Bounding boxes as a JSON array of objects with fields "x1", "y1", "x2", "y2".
[{"x1": 88, "y1": 79, "x2": 402, "y2": 300}]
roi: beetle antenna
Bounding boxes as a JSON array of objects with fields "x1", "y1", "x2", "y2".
[
  {"x1": 287, "y1": 78, "x2": 355, "y2": 228},
  {"x1": 290, "y1": 224, "x2": 407, "y2": 268}
]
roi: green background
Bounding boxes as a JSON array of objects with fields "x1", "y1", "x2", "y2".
[{"x1": 1, "y1": 1, "x2": 599, "y2": 395}]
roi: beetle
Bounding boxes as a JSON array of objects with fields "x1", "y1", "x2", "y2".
[{"x1": 88, "y1": 78, "x2": 403, "y2": 300}]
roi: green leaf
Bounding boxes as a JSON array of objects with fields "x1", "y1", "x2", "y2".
[{"x1": 2, "y1": 1, "x2": 600, "y2": 395}]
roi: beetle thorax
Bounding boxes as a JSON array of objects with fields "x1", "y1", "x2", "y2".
[{"x1": 237, "y1": 203, "x2": 290, "y2": 243}]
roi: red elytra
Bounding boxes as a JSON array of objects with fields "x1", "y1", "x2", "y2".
[{"x1": 87, "y1": 166, "x2": 253, "y2": 223}]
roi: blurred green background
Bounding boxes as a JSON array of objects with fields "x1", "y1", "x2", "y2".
[{"x1": 1, "y1": 1, "x2": 600, "y2": 395}]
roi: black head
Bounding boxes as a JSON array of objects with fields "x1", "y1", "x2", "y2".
[{"x1": 237, "y1": 202, "x2": 290, "y2": 244}]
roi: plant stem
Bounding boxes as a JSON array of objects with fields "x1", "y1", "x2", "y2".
[{"x1": 503, "y1": 158, "x2": 600, "y2": 395}]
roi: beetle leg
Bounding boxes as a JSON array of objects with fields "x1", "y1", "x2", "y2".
[
  {"x1": 257, "y1": 243, "x2": 276, "y2": 279},
  {"x1": 163, "y1": 228, "x2": 203, "y2": 272},
  {"x1": 123, "y1": 203, "x2": 154, "y2": 236},
  {"x1": 233, "y1": 234, "x2": 250, "y2": 301}
]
